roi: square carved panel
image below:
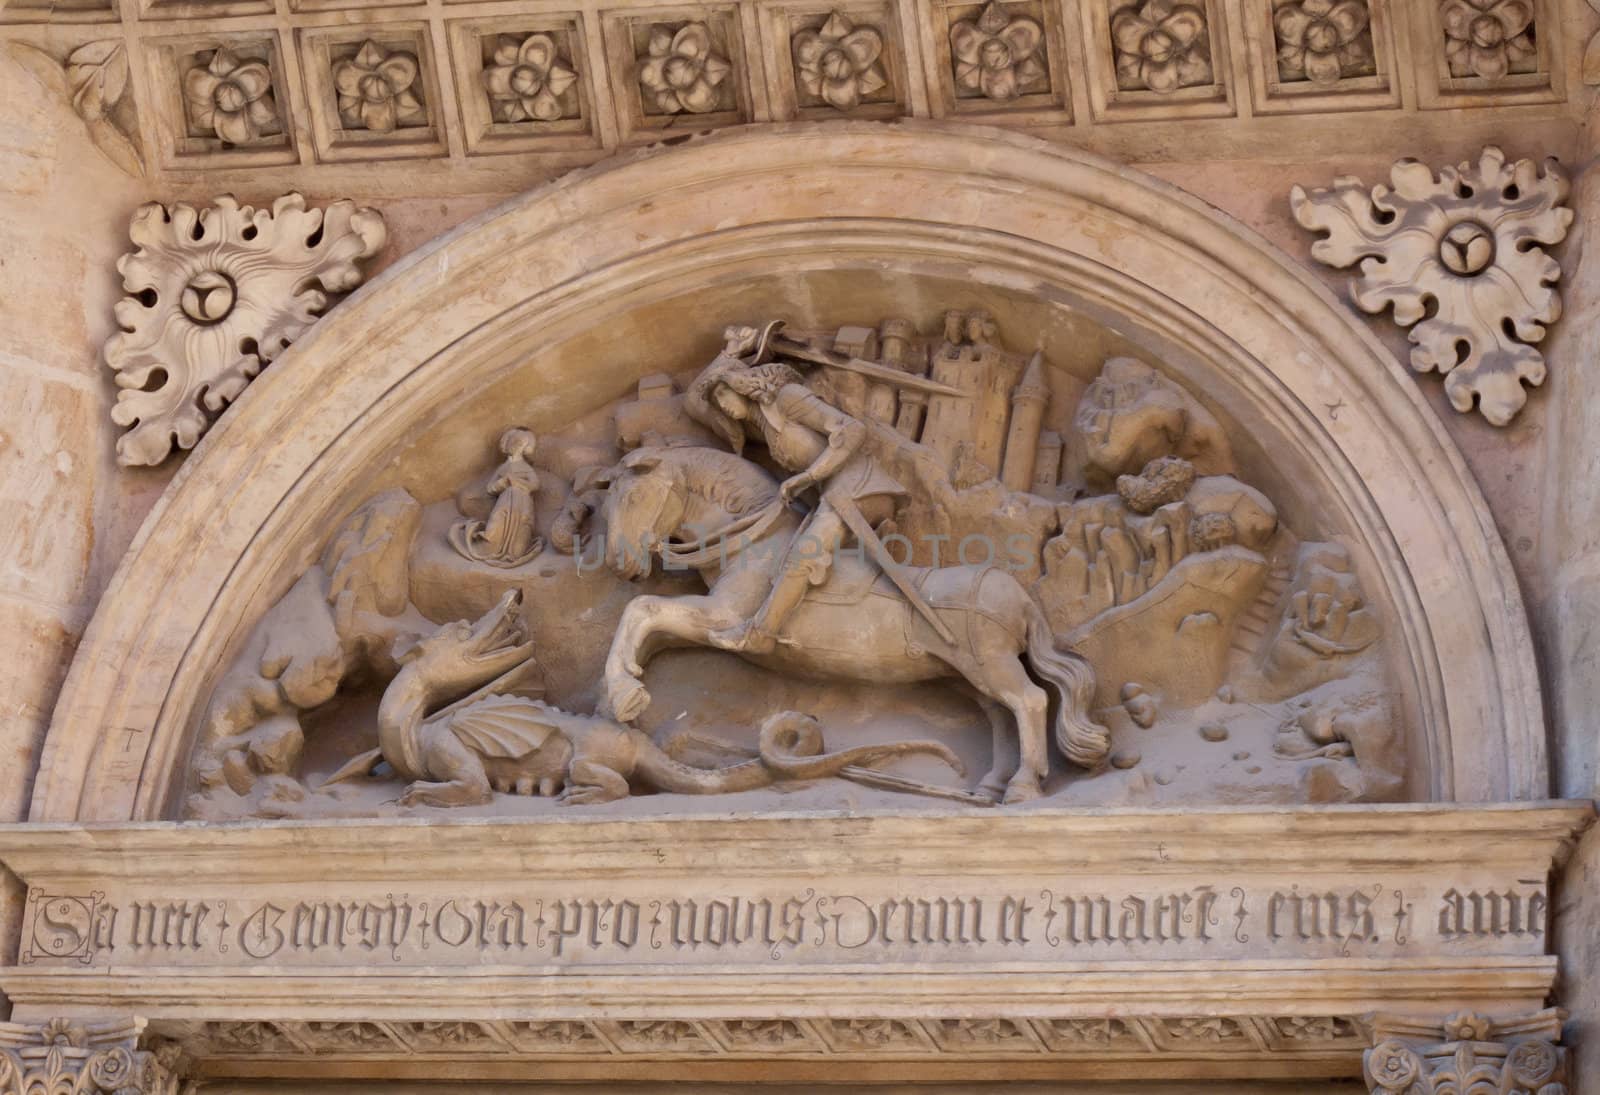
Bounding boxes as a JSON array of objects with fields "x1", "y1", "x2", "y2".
[
  {"x1": 915, "y1": 0, "x2": 1071, "y2": 121},
  {"x1": 147, "y1": 34, "x2": 298, "y2": 168},
  {"x1": 755, "y1": 1, "x2": 908, "y2": 120},
  {"x1": 1079, "y1": 0, "x2": 1233, "y2": 121},
  {"x1": 299, "y1": 25, "x2": 447, "y2": 162},
  {"x1": 1407, "y1": 0, "x2": 1563, "y2": 109},
  {"x1": 1241, "y1": 0, "x2": 1400, "y2": 115},
  {"x1": 447, "y1": 15, "x2": 605, "y2": 156},
  {"x1": 600, "y1": 5, "x2": 759, "y2": 142}
]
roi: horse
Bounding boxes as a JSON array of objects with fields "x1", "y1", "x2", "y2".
[{"x1": 595, "y1": 446, "x2": 1109, "y2": 804}]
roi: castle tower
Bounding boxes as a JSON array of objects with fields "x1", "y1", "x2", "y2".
[
  {"x1": 1001, "y1": 351, "x2": 1049, "y2": 492},
  {"x1": 1032, "y1": 429, "x2": 1064, "y2": 494}
]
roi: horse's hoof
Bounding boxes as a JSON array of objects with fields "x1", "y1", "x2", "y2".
[
  {"x1": 607, "y1": 679, "x2": 651, "y2": 723},
  {"x1": 1001, "y1": 774, "x2": 1043, "y2": 805}
]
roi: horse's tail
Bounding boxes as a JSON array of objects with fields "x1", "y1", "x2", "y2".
[{"x1": 1023, "y1": 602, "x2": 1110, "y2": 769}]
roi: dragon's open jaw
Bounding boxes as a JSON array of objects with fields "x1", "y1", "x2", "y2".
[{"x1": 458, "y1": 589, "x2": 536, "y2": 677}]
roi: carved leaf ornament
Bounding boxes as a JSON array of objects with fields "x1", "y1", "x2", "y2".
[
  {"x1": 6, "y1": 39, "x2": 143, "y2": 175},
  {"x1": 1291, "y1": 146, "x2": 1571, "y2": 426},
  {"x1": 104, "y1": 194, "x2": 387, "y2": 465}
]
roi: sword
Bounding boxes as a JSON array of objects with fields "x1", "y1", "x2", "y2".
[
  {"x1": 832, "y1": 496, "x2": 959, "y2": 647},
  {"x1": 770, "y1": 335, "x2": 971, "y2": 399}
]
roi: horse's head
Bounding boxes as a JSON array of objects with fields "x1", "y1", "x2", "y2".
[{"x1": 601, "y1": 449, "x2": 686, "y2": 580}]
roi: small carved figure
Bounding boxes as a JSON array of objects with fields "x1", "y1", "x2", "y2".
[
  {"x1": 325, "y1": 595, "x2": 962, "y2": 806},
  {"x1": 448, "y1": 427, "x2": 545, "y2": 568}
]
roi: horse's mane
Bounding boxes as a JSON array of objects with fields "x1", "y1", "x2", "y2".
[{"x1": 657, "y1": 446, "x2": 778, "y2": 517}]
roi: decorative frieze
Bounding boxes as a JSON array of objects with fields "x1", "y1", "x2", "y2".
[
  {"x1": 0, "y1": 1018, "x2": 178, "y2": 1095},
  {"x1": 0, "y1": 0, "x2": 1576, "y2": 170},
  {"x1": 103, "y1": 193, "x2": 387, "y2": 465},
  {"x1": 1291, "y1": 146, "x2": 1571, "y2": 426}
]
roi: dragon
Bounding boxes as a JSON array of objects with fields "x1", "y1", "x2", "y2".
[{"x1": 324, "y1": 591, "x2": 963, "y2": 807}]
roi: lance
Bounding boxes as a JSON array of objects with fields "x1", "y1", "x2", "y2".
[{"x1": 769, "y1": 334, "x2": 971, "y2": 399}]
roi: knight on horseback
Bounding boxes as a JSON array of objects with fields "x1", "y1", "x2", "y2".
[{"x1": 684, "y1": 322, "x2": 912, "y2": 655}]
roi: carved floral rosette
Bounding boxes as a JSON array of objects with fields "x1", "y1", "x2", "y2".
[
  {"x1": 1364, "y1": 1011, "x2": 1569, "y2": 1095},
  {"x1": 104, "y1": 193, "x2": 387, "y2": 466}
]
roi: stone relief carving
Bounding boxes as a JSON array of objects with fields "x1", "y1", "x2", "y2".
[
  {"x1": 1271, "y1": 0, "x2": 1375, "y2": 85},
  {"x1": 1440, "y1": 0, "x2": 1536, "y2": 80},
  {"x1": 0, "y1": 1018, "x2": 179, "y2": 1095},
  {"x1": 7, "y1": 39, "x2": 144, "y2": 176},
  {"x1": 484, "y1": 33, "x2": 579, "y2": 122},
  {"x1": 104, "y1": 193, "x2": 387, "y2": 465},
  {"x1": 1585, "y1": 0, "x2": 1600, "y2": 84},
  {"x1": 449, "y1": 427, "x2": 546, "y2": 567},
  {"x1": 793, "y1": 11, "x2": 889, "y2": 110},
  {"x1": 1365, "y1": 1011, "x2": 1568, "y2": 1095},
  {"x1": 950, "y1": 2, "x2": 1047, "y2": 101},
  {"x1": 637, "y1": 22, "x2": 731, "y2": 114},
  {"x1": 1111, "y1": 0, "x2": 1213, "y2": 93},
  {"x1": 183, "y1": 47, "x2": 280, "y2": 144},
  {"x1": 1292, "y1": 146, "x2": 1572, "y2": 426},
  {"x1": 187, "y1": 310, "x2": 1404, "y2": 820},
  {"x1": 334, "y1": 40, "x2": 425, "y2": 133}
]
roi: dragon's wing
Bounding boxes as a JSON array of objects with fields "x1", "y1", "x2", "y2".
[{"x1": 443, "y1": 694, "x2": 561, "y2": 759}]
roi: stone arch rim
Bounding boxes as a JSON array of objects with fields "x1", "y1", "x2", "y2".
[{"x1": 32, "y1": 120, "x2": 1543, "y2": 821}]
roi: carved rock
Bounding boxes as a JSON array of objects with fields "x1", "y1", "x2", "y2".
[
  {"x1": 104, "y1": 193, "x2": 387, "y2": 465},
  {"x1": 1292, "y1": 147, "x2": 1571, "y2": 425}
]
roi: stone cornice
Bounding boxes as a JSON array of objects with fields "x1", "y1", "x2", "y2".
[{"x1": 0, "y1": 801, "x2": 1587, "y2": 883}]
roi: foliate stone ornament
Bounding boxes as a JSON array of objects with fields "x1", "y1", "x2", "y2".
[
  {"x1": 1364, "y1": 1011, "x2": 1569, "y2": 1094},
  {"x1": 1111, "y1": 0, "x2": 1212, "y2": 93},
  {"x1": 1441, "y1": 0, "x2": 1536, "y2": 80},
  {"x1": 104, "y1": 193, "x2": 388, "y2": 465},
  {"x1": 484, "y1": 34, "x2": 578, "y2": 122},
  {"x1": 794, "y1": 11, "x2": 889, "y2": 110},
  {"x1": 950, "y1": 2, "x2": 1046, "y2": 101},
  {"x1": 334, "y1": 40, "x2": 425, "y2": 133},
  {"x1": 637, "y1": 23, "x2": 731, "y2": 114},
  {"x1": 1272, "y1": 0, "x2": 1374, "y2": 84},
  {"x1": 0, "y1": 1017, "x2": 179, "y2": 1095},
  {"x1": 1291, "y1": 146, "x2": 1571, "y2": 425},
  {"x1": 8, "y1": 40, "x2": 145, "y2": 176},
  {"x1": 183, "y1": 47, "x2": 279, "y2": 144}
]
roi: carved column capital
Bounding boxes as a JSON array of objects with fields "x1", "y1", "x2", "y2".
[
  {"x1": 1365, "y1": 1009, "x2": 1568, "y2": 1095},
  {"x1": 0, "y1": 1017, "x2": 181, "y2": 1095}
]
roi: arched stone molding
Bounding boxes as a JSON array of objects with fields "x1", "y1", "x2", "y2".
[{"x1": 30, "y1": 121, "x2": 1546, "y2": 821}]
